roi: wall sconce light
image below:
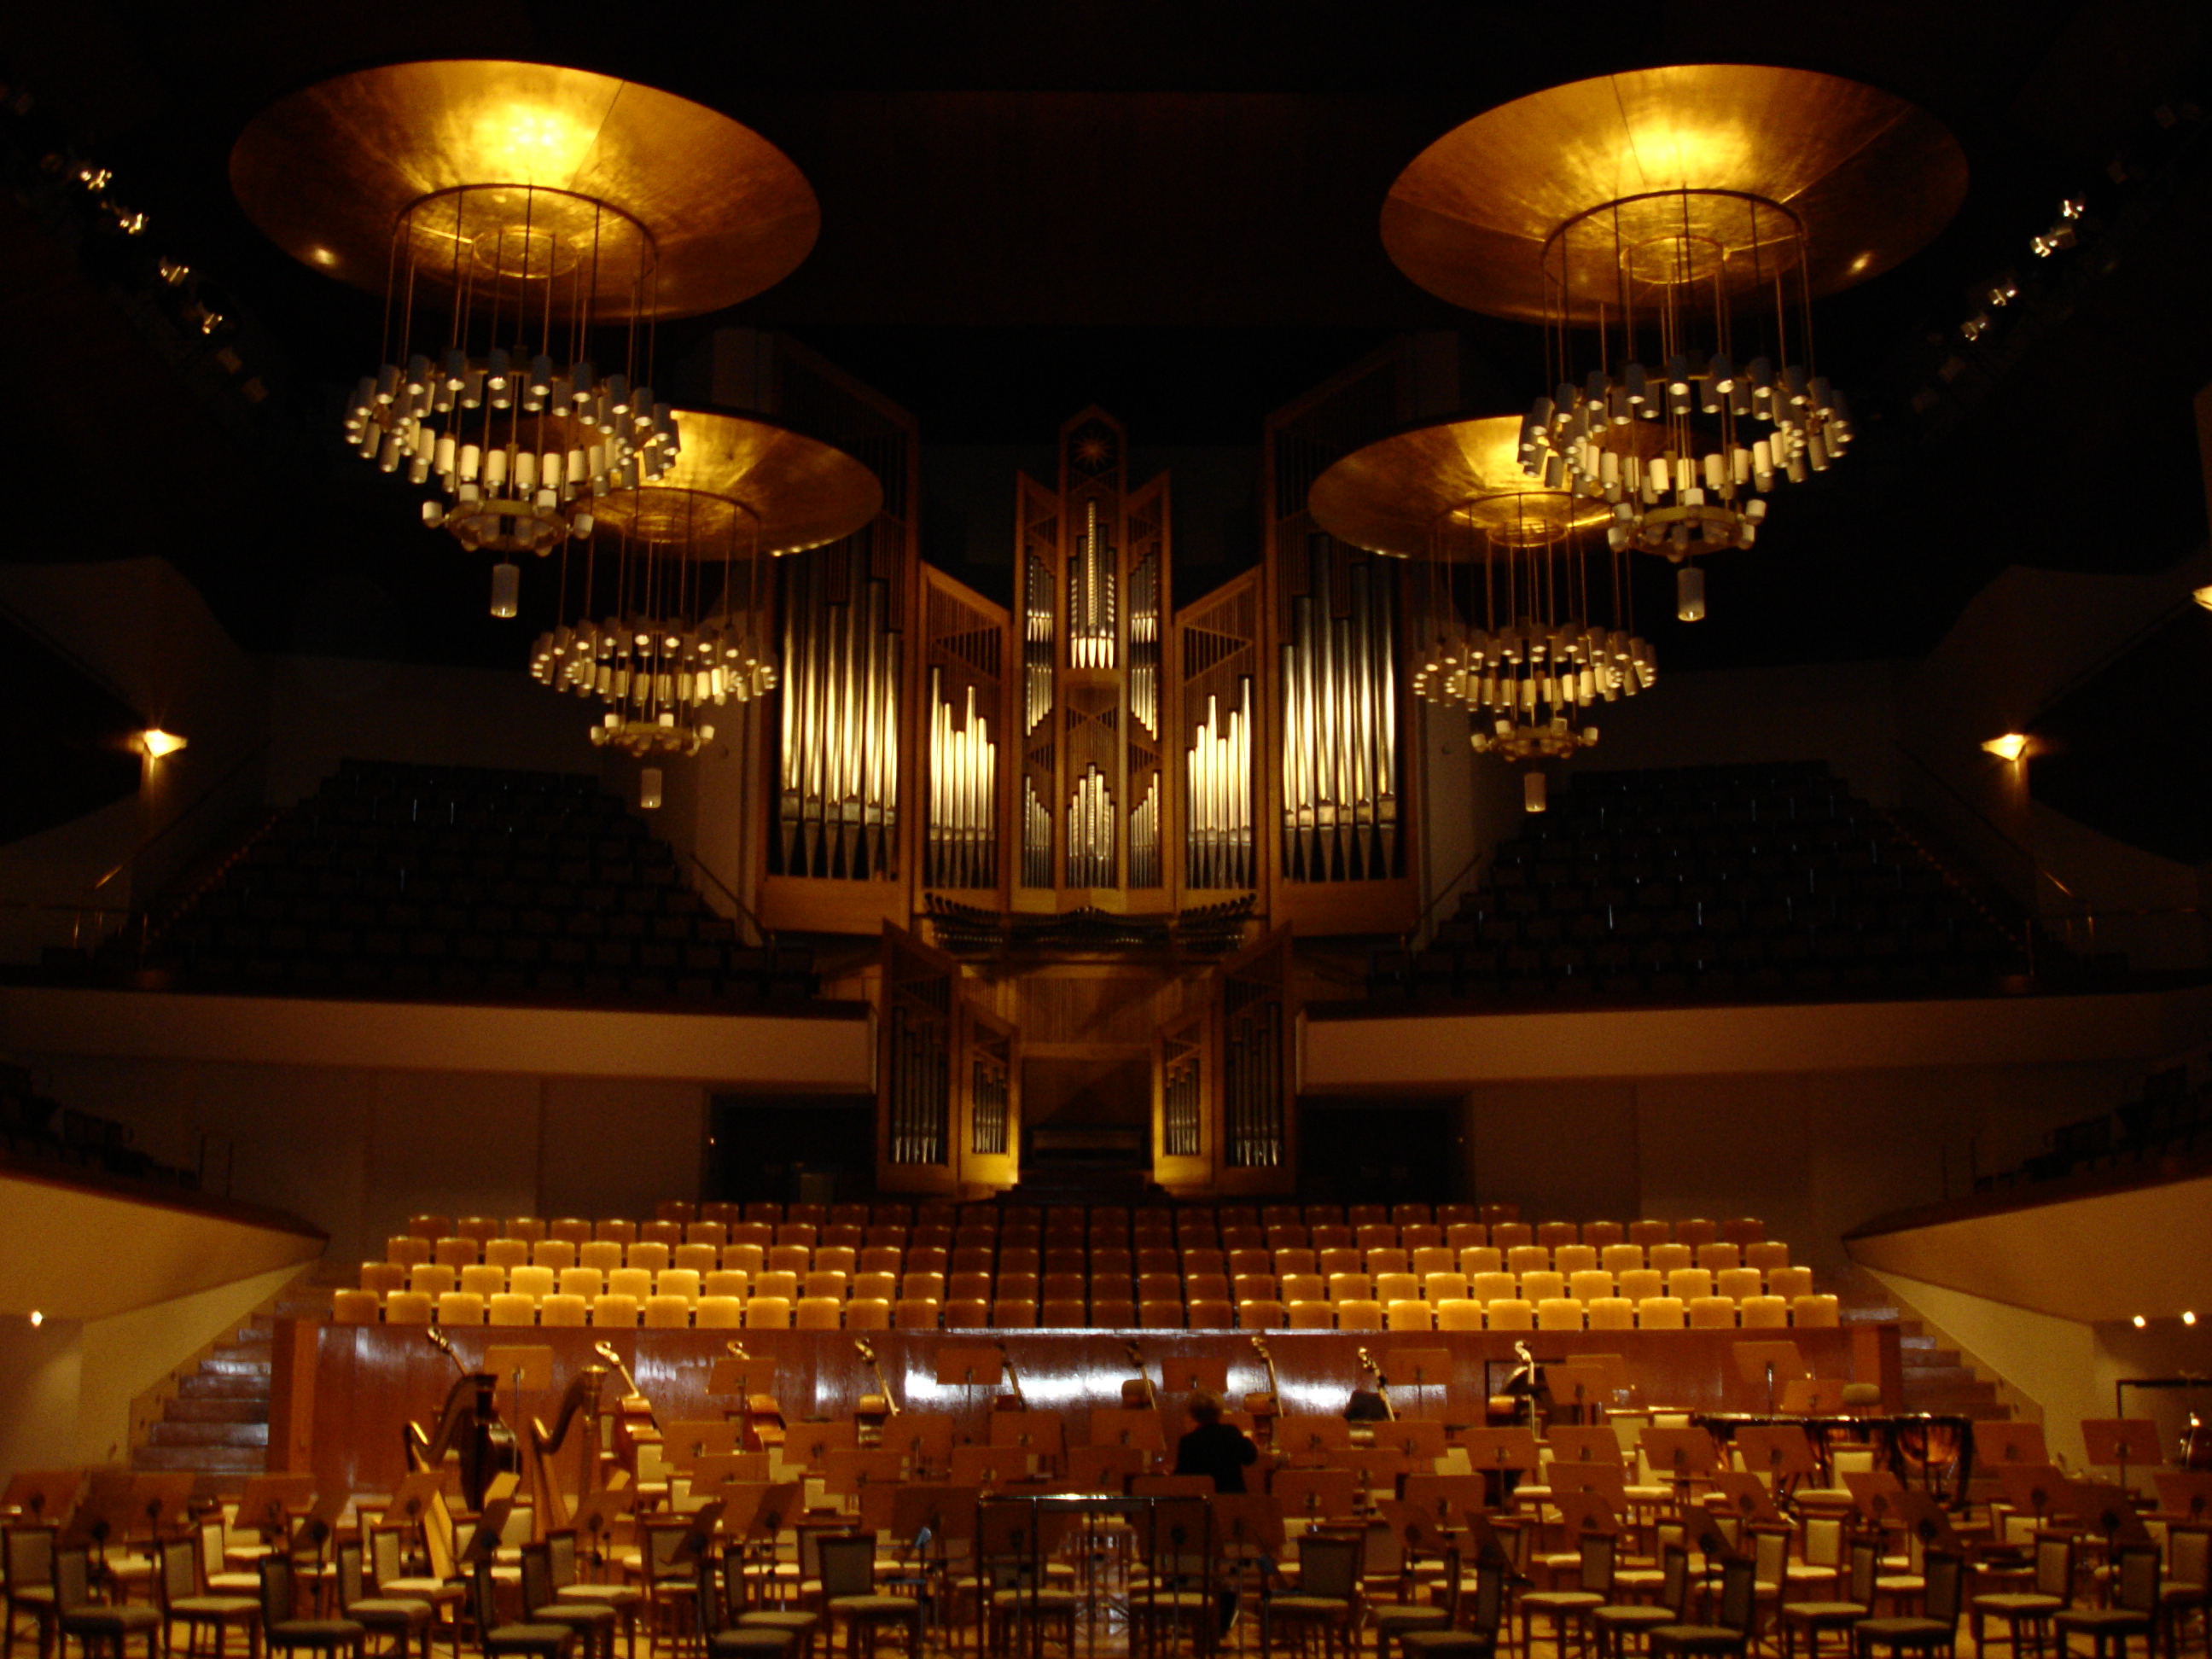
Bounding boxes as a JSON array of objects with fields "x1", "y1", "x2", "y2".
[
  {"x1": 26, "y1": 1310, "x2": 43, "y2": 1327},
  {"x1": 2133, "y1": 1313, "x2": 2148, "y2": 1328},
  {"x1": 138, "y1": 729, "x2": 188, "y2": 760},
  {"x1": 1982, "y1": 733, "x2": 2029, "y2": 762}
]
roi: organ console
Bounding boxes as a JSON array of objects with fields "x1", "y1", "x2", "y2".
[{"x1": 405, "y1": 1328, "x2": 519, "y2": 1512}]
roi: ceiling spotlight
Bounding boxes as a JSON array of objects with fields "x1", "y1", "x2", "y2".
[
  {"x1": 2133, "y1": 1314, "x2": 2148, "y2": 1328},
  {"x1": 2192, "y1": 585, "x2": 2212, "y2": 611},
  {"x1": 1982, "y1": 733, "x2": 2029, "y2": 762},
  {"x1": 138, "y1": 728, "x2": 188, "y2": 760}
]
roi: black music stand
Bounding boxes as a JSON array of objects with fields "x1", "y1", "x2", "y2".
[
  {"x1": 1157, "y1": 1356, "x2": 1231, "y2": 1398},
  {"x1": 1384, "y1": 1348, "x2": 1453, "y2": 1420},
  {"x1": 0, "y1": 1471, "x2": 84, "y2": 1523},
  {"x1": 1992, "y1": 1463, "x2": 2070, "y2": 1528},
  {"x1": 1732, "y1": 1341, "x2": 1807, "y2": 1416},
  {"x1": 1459, "y1": 1426, "x2": 1541, "y2": 1510},
  {"x1": 933, "y1": 1347, "x2": 1004, "y2": 1432},
  {"x1": 2081, "y1": 1419, "x2": 2161, "y2": 1497}
]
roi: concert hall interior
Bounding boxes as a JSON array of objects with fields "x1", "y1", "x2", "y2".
[{"x1": 3, "y1": 5, "x2": 2212, "y2": 1654}]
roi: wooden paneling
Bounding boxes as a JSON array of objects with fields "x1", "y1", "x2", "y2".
[{"x1": 309, "y1": 1323, "x2": 1887, "y2": 1501}]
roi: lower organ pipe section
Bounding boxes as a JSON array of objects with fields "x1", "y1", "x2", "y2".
[
  {"x1": 1281, "y1": 542, "x2": 1399, "y2": 882},
  {"x1": 1185, "y1": 679, "x2": 1253, "y2": 891},
  {"x1": 1067, "y1": 765, "x2": 1116, "y2": 889},
  {"x1": 926, "y1": 668, "x2": 996, "y2": 889},
  {"x1": 777, "y1": 544, "x2": 900, "y2": 881}
]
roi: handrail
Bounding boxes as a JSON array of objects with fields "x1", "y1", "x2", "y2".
[
  {"x1": 688, "y1": 853, "x2": 774, "y2": 950},
  {"x1": 73, "y1": 739, "x2": 271, "y2": 951},
  {"x1": 1403, "y1": 844, "x2": 1490, "y2": 952}
]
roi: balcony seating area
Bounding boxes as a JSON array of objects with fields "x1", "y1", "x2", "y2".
[
  {"x1": 0, "y1": 1060, "x2": 201, "y2": 1188},
  {"x1": 332, "y1": 1198, "x2": 1839, "y2": 1335},
  {"x1": 1977, "y1": 1062, "x2": 2209, "y2": 1192},
  {"x1": 1371, "y1": 761, "x2": 2038, "y2": 1006},
  {"x1": 140, "y1": 760, "x2": 813, "y2": 1007}
]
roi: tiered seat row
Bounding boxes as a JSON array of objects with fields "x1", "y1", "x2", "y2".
[
  {"x1": 1372, "y1": 760, "x2": 2040, "y2": 1004},
  {"x1": 333, "y1": 1200, "x2": 1836, "y2": 1332},
  {"x1": 143, "y1": 760, "x2": 815, "y2": 1005}
]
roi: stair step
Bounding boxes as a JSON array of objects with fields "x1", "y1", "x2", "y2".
[
  {"x1": 178, "y1": 1374, "x2": 270, "y2": 1400},
  {"x1": 164, "y1": 1398, "x2": 267, "y2": 1424},
  {"x1": 148, "y1": 1421, "x2": 268, "y2": 1448},
  {"x1": 195, "y1": 1354, "x2": 271, "y2": 1378},
  {"x1": 131, "y1": 1445, "x2": 267, "y2": 1474}
]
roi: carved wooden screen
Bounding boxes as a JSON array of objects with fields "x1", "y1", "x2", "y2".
[
  {"x1": 1174, "y1": 568, "x2": 1260, "y2": 898},
  {"x1": 1262, "y1": 347, "x2": 1420, "y2": 935},
  {"x1": 878, "y1": 926, "x2": 955, "y2": 1192},
  {"x1": 1217, "y1": 928, "x2": 1295, "y2": 1191},
  {"x1": 921, "y1": 566, "x2": 1008, "y2": 900},
  {"x1": 759, "y1": 338, "x2": 920, "y2": 935}
]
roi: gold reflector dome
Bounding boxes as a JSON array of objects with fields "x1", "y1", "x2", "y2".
[{"x1": 1381, "y1": 64, "x2": 1966, "y2": 323}]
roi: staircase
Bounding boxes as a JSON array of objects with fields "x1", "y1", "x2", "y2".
[
  {"x1": 1835, "y1": 1266, "x2": 2011, "y2": 1420},
  {"x1": 131, "y1": 1272, "x2": 335, "y2": 1492}
]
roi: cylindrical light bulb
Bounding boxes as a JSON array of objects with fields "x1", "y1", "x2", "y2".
[
  {"x1": 638, "y1": 767, "x2": 663, "y2": 811},
  {"x1": 1523, "y1": 771, "x2": 1547, "y2": 813},
  {"x1": 490, "y1": 562, "x2": 521, "y2": 619},
  {"x1": 1677, "y1": 564, "x2": 1707, "y2": 622}
]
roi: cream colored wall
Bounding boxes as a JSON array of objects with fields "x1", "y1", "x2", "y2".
[
  {"x1": 0, "y1": 1314, "x2": 84, "y2": 1480},
  {"x1": 73, "y1": 1263, "x2": 307, "y2": 1464}
]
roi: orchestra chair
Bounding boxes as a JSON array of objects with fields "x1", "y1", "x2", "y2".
[
  {"x1": 1260, "y1": 1531, "x2": 1361, "y2": 1659},
  {"x1": 435, "y1": 1292, "x2": 486, "y2": 1326},
  {"x1": 1336, "y1": 1301, "x2": 1385, "y2": 1332},
  {"x1": 1588, "y1": 1297, "x2": 1637, "y2": 1332},
  {"x1": 744, "y1": 1296, "x2": 793, "y2": 1330},
  {"x1": 538, "y1": 1295, "x2": 587, "y2": 1327},
  {"x1": 1328, "y1": 1273, "x2": 1374, "y2": 1303},
  {"x1": 1536, "y1": 1298, "x2": 1586, "y2": 1332},
  {"x1": 1091, "y1": 1299, "x2": 1138, "y2": 1328},
  {"x1": 892, "y1": 1299, "x2": 940, "y2": 1330},
  {"x1": 1186, "y1": 1299, "x2": 1234, "y2": 1329},
  {"x1": 1486, "y1": 1300, "x2": 1535, "y2": 1331},
  {"x1": 1968, "y1": 1531, "x2": 2070, "y2": 1659},
  {"x1": 151, "y1": 1534, "x2": 260, "y2": 1659},
  {"x1": 1686, "y1": 1297, "x2": 1738, "y2": 1330},
  {"x1": 1387, "y1": 1300, "x2": 1434, "y2": 1332},
  {"x1": 255, "y1": 1555, "x2": 364, "y2": 1659},
  {"x1": 486, "y1": 1239, "x2": 532, "y2": 1272},
  {"x1": 333, "y1": 1290, "x2": 380, "y2": 1325},
  {"x1": 1556, "y1": 1244, "x2": 1599, "y2": 1276},
  {"x1": 1237, "y1": 1300, "x2": 1289, "y2": 1329},
  {"x1": 360, "y1": 1262, "x2": 408, "y2": 1299},
  {"x1": 1521, "y1": 1272, "x2": 1567, "y2": 1304},
  {"x1": 643, "y1": 1296, "x2": 692, "y2": 1330},
  {"x1": 332, "y1": 1539, "x2": 434, "y2": 1659},
  {"x1": 1571, "y1": 1271, "x2": 1617, "y2": 1304},
  {"x1": 1140, "y1": 1300, "x2": 1188, "y2": 1329},
  {"x1": 1288, "y1": 1301, "x2": 1336, "y2": 1330},
  {"x1": 795, "y1": 1298, "x2": 843, "y2": 1330},
  {"x1": 590, "y1": 1294, "x2": 640, "y2": 1328},
  {"x1": 695, "y1": 1297, "x2": 743, "y2": 1329},
  {"x1": 547, "y1": 1219, "x2": 592, "y2": 1247},
  {"x1": 753, "y1": 1272, "x2": 800, "y2": 1301},
  {"x1": 607, "y1": 1268, "x2": 655, "y2": 1304},
  {"x1": 1508, "y1": 1245, "x2": 1552, "y2": 1277},
  {"x1": 1739, "y1": 1297, "x2": 1790, "y2": 1330},
  {"x1": 942, "y1": 1300, "x2": 989, "y2": 1330},
  {"x1": 657, "y1": 1269, "x2": 703, "y2": 1303},
  {"x1": 1646, "y1": 1552, "x2": 1757, "y2": 1659},
  {"x1": 704, "y1": 1271, "x2": 750, "y2": 1301},
  {"x1": 383, "y1": 1292, "x2": 433, "y2": 1325},
  {"x1": 1745, "y1": 1242, "x2": 1790, "y2": 1273},
  {"x1": 1672, "y1": 1220, "x2": 1719, "y2": 1248},
  {"x1": 1854, "y1": 1550, "x2": 1970, "y2": 1659},
  {"x1": 1697, "y1": 1243, "x2": 1743, "y2": 1275},
  {"x1": 1649, "y1": 1243, "x2": 1694, "y2": 1275},
  {"x1": 1460, "y1": 1246, "x2": 1505, "y2": 1277},
  {"x1": 461, "y1": 1558, "x2": 563, "y2": 1659},
  {"x1": 1040, "y1": 1299, "x2": 1088, "y2": 1327},
  {"x1": 1375, "y1": 1273, "x2": 1421, "y2": 1306},
  {"x1": 1793, "y1": 1296, "x2": 1841, "y2": 1328},
  {"x1": 1435, "y1": 1300, "x2": 1484, "y2": 1331},
  {"x1": 1411, "y1": 1248, "x2": 1458, "y2": 1279}
]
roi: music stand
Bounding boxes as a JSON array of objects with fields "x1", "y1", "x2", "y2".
[
  {"x1": 568, "y1": 1487, "x2": 634, "y2": 1580},
  {"x1": 1975, "y1": 1423, "x2": 2049, "y2": 1467},
  {"x1": 1778, "y1": 1378, "x2": 1848, "y2": 1416},
  {"x1": 1400, "y1": 1474, "x2": 1488, "y2": 1528},
  {"x1": 2153, "y1": 1471, "x2": 2212, "y2": 1522},
  {"x1": 690, "y1": 1452, "x2": 771, "y2": 1496},
  {"x1": 948, "y1": 1446, "x2": 1022, "y2": 1491},
  {"x1": 1460, "y1": 1426, "x2": 1542, "y2": 1511},
  {"x1": 0, "y1": 1470, "x2": 83, "y2": 1523},
  {"x1": 932, "y1": 1347, "x2": 1004, "y2": 1429},
  {"x1": 233, "y1": 1475, "x2": 319, "y2": 1540},
  {"x1": 989, "y1": 1412, "x2": 1064, "y2": 1466},
  {"x1": 1374, "y1": 1419, "x2": 1448, "y2": 1463},
  {"x1": 1732, "y1": 1342, "x2": 1807, "y2": 1416},
  {"x1": 1889, "y1": 1489, "x2": 1966, "y2": 1553},
  {"x1": 664, "y1": 1421, "x2": 745, "y2": 1470},
  {"x1": 1384, "y1": 1348, "x2": 1453, "y2": 1418},
  {"x1": 485, "y1": 1343, "x2": 553, "y2": 1417},
  {"x1": 1213, "y1": 1494, "x2": 1287, "y2": 1559},
  {"x1": 1552, "y1": 1490, "x2": 1623, "y2": 1540},
  {"x1": 1087, "y1": 1408, "x2": 1166, "y2": 1453},
  {"x1": 1331, "y1": 1448, "x2": 1412, "y2": 1499},
  {"x1": 1709, "y1": 1470, "x2": 1788, "y2": 1526},
  {"x1": 821, "y1": 1450, "x2": 904, "y2": 1506},
  {"x1": 63, "y1": 1473, "x2": 142, "y2": 1569},
  {"x1": 1639, "y1": 1428, "x2": 1719, "y2": 1491},
  {"x1": 2081, "y1": 1420, "x2": 2161, "y2": 1495},
  {"x1": 1271, "y1": 1468, "x2": 1357, "y2": 1521},
  {"x1": 785, "y1": 1420, "x2": 858, "y2": 1469},
  {"x1": 1546, "y1": 1363, "x2": 1615, "y2": 1426},
  {"x1": 1545, "y1": 1462, "x2": 1627, "y2": 1510},
  {"x1": 1063, "y1": 1446, "x2": 1148, "y2": 1493},
  {"x1": 1545, "y1": 1426, "x2": 1626, "y2": 1467},
  {"x1": 1157, "y1": 1356, "x2": 1231, "y2": 1397},
  {"x1": 884, "y1": 1413, "x2": 956, "y2": 1479},
  {"x1": 1733, "y1": 1424, "x2": 1819, "y2": 1494},
  {"x1": 289, "y1": 1491, "x2": 349, "y2": 1567},
  {"x1": 125, "y1": 1475, "x2": 195, "y2": 1540},
  {"x1": 1274, "y1": 1416, "x2": 1353, "y2": 1458},
  {"x1": 1992, "y1": 1464, "x2": 2070, "y2": 1527},
  {"x1": 1842, "y1": 1470, "x2": 1908, "y2": 1528},
  {"x1": 2068, "y1": 1481, "x2": 2155, "y2": 1549}
]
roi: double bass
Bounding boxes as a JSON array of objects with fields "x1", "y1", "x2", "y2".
[
  {"x1": 1245, "y1": 1335, "x2": 1283, "y2": 1449},
  {"x1": 993, "y1": 1342, "x2": 1027, "y2": 1411},
  {"x1": 591, "y1": 1340, "x2": 664, "y2": 1477},
  {"x1": 725, "y1": 1342, "x2": 788, "y2": 1452},
  {"x1": 406, "y1": 1327, "x2": 520, "y2": 1511},
  {"x1": 1122, "y1": 1340, "x2": 1159, "y2": 1409},
  {"x1": 853, "y1": 1338, "x2": 899, "y2": 1444}
]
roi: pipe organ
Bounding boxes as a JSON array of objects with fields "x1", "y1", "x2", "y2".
[
  {"x1": 1279, "y1": 535, "x2": 1399, "y2": 882},
  {"x1": 1178, "y1": 573, "x2": 1261, "y2": 895},
  {"x1": 775, "y1": 536, "x2": 901, "y2": 881},
  {"x1": 921, "y1": 569, "x2": 1006, "y2": 894}
]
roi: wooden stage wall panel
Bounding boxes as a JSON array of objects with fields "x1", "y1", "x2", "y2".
[{"x1": 310, "y1": 1325, "x2": 1885, "y2": 1499}]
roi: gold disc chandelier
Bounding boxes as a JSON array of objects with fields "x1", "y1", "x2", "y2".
[
  {"x1": 231, "y1": 60, "x2": 820, "y2": 612},
  {"x1": 1310, "y1": 416, "x2": 1653, "y2": 806},
  {"x1": 1382, "y1": 66, "x2": 1966, "y2": 621},
  {"x1": 527, "y1": 410, "x2": 882, "y2": 764}
]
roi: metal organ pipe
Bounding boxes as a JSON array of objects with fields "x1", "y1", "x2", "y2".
[
  {"x1": 1281, "y1": 541, "x2": 1398, "y2": 882},
  {"x1": 776, "y1": 547, "x2": 900, "y2": 881},
  {"x1": 927, "y1": 669, "x2": 995, "y2": 889}
]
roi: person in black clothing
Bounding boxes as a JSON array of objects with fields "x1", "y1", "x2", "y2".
[{"x1": 1173, "y1": 1391, "x2": 1258, "y2": 1493}]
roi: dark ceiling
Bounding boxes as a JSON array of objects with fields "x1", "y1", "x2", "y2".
[{"x1": 2, "y1": 2, "x2": 2209, "y2": 682}]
